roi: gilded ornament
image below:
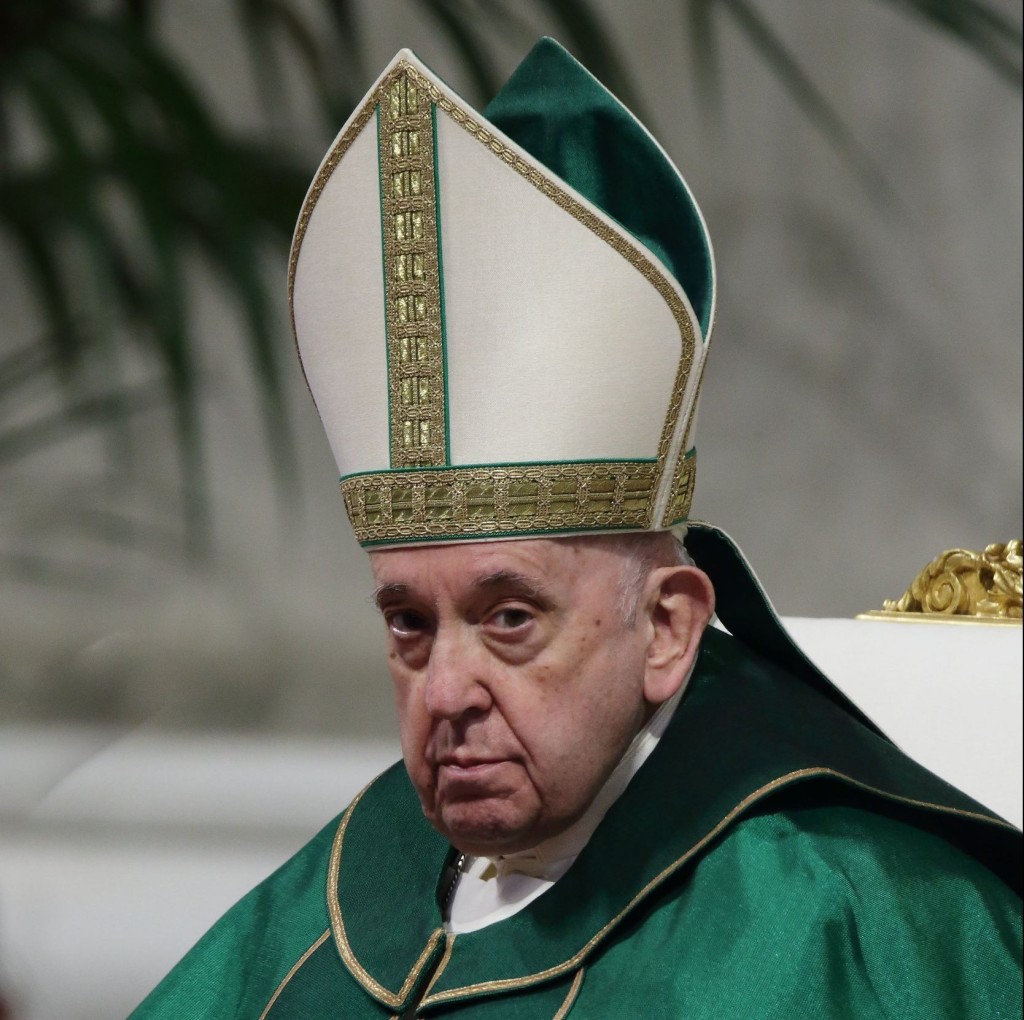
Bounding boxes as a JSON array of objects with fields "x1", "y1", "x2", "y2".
[
  {"x1": 379, "y1": 72, "x2": 447, "y2": 468},
  {"x1": 875, "y1": 541, "x2": 1022, "y2": 622}
]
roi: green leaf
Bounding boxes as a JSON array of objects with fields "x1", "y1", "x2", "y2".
[
  {"x1": 0, "y1": 207, "x2": 83, "y2": 369},
  {"x1": 0, "y1": 340, "x2": 59, "y2": 400},
  {"x1": 0, "y1": 379, "x2": 167, "y2": 467}
]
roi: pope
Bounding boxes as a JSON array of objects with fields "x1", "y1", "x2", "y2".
[{"x1": 130, "y1": 38, "x2": 1021, "y2": 1019}]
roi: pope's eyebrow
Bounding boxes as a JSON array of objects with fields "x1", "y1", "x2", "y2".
[
  {"x1": 373, "y1": 582, "x2": 410, "y2": 610},
  {"x1": 372, "y1": 572, "x2": 553, "y2": 611},
  {"x1": 474, "y1": 570, "x2": 553, "y2": 605}
]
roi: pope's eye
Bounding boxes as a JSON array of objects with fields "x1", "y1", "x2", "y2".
[
  {"x1": 386, "y1": 610, "x2": 430, "y2": 638},
  {"x1": 489, "y1": 607, "x2": 534, "y2": 630}
]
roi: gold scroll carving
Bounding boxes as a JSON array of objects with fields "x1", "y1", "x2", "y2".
[{"x1": 875, "y1": 541, "x2": 1022, "y2": 623}]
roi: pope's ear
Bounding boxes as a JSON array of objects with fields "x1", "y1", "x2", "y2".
[{"x1": 642, "y1": 566, "x2": 715, "y2": 705}]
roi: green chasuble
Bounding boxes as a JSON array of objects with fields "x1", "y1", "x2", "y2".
[
  {"x1": 130, "y1": 531, "x2": 1022, "y2": 1018},
  {"x1": 130, "y1": 625, "x2": 1022, "y2": 1015}
]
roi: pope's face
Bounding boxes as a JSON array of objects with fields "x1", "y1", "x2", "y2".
[{"x1": 369, "y1": 538, "x2": 653, "y2": 856}]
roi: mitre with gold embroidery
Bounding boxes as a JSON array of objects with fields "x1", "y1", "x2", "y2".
[{"x1": 289, "y1": 37, "x2": 715, "y2": 547}]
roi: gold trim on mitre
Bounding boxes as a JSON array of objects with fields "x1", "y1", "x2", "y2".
[
  {"x1": 379, "y1": 72, "x2": 447, "y2": 469},
  {"x1": 342, "y1": 460, "x2": 668, "y2": 546},
  {"x1": 860, "y1": 541, "x2": 1023, "y2": 624},
  {"x1": 409, "y1": 63, "x2": 701, "y2": 530}
]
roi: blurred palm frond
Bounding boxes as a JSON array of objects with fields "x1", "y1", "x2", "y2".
[{"x1": 1, "y1": 5, "x2": 311, "y2": 552}]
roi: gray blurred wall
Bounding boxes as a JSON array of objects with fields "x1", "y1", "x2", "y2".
[{"x1": 1, "y1": 0, "x2": 1020, "y2": 738}]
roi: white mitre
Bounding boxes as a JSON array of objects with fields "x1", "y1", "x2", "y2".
[{"x1": 289, "y1": 37, "x2": 715, "y2": 548}]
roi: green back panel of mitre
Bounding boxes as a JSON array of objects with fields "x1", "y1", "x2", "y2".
[{"x1": 485, "y1": 37, "x2": 714, "y2": 338}]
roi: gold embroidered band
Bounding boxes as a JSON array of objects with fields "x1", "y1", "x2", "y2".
[
  {"x1": 341, "y1": 462, "x2": 669, "y2": 545},
  {"x1": 663, "y1": 451, "x2": 697, "y2": 527},
  {"x1": 379, "y1": 73, "x2": 448, "y2": 468}
]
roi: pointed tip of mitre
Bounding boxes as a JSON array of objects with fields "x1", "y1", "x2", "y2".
[
  {"x1": 289, "y1": 47, "x2": 447, "y2": 240},
  {"x1": 293, "y1": 40, "x2": 714, "y2": 345},
  {"x1": 381, "y1": 46, "x2": 435, "y2": 81}
]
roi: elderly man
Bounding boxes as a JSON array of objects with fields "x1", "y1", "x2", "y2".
[{"x1": 131, "y1": 39, "x2": 1021, "y2": 1019}]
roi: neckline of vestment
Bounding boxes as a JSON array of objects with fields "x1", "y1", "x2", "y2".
[{"x1": 326, "y1": 626, "x2": 1022, "y2": 1013}]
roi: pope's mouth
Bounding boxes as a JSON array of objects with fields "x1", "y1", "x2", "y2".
[
  {"x1": 435, "y1": 759, "x2": 517, "y2": 792},
  {"x1": 438, "y1": 758, "x2": 505, "y2": 773}
]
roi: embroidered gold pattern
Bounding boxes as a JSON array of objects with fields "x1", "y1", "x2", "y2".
[
  {"x1": 258, "y1": 929, "x2": 331, "y2": 1020},
  {"x1": 663, "y1": 451, "x2": 697, "y2": 527},
  {"x1": 660, "y1": 348, "x2": 707, "y2": 527},
  {"x1": 379, "y1": 73, "x2": 447, "y2": 467},
  {"x1": 418, "y1": 766, "x2": 1016, "y2": 1005},
  {"x1": 342, "y1": 461, "x2": 658, "y2": 545}
]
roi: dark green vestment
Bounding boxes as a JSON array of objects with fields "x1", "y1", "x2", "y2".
[{"x1": 130, "y1": 530, "x2": 1022, "y2": 1018}]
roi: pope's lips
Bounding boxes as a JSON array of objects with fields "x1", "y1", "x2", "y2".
[
  {"x1": 436, "y1": 755, "x2": 507, "y2": 771},
  {"x1": 434, "y1": 757, "x2": 517, "y2": 787}
]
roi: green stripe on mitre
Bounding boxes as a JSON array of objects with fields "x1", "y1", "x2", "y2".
[{"x1": 485, "y1": 37, "x2": 713, "y2": 338}]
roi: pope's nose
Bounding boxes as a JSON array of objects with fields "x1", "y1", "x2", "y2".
[{"x1": 423, "y1": 626, "x2": 493, "y2": 720}]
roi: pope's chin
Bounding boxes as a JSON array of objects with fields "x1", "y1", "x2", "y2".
[{"x1": 424, "y1": 763, "x2": 541, "y2": 855}]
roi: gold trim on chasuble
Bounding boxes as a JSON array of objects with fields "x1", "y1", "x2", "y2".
[
  {"x1": 328, "y1": 765, "x2": 1017, "y2": 1010},
  {"x1": 257, "y1": 929, "x2": 332, "y2": 1020},
  {"x1": 553, "y1": 968, "x2": 586, "y2": 1019},
  {"x1": 289, "y1": 60, "x2": 702, "y2": 544},
  {"x1": 327, "y1": 785, "x2": 447, "y2": 1011}
]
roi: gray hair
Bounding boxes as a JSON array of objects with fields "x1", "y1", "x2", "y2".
[
  {"x1": 610, "y1": 529, "x2": 695, "y2": 625},
  {"x1": 559, "y1": 529, "x2": 696, "y2": 625}
]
